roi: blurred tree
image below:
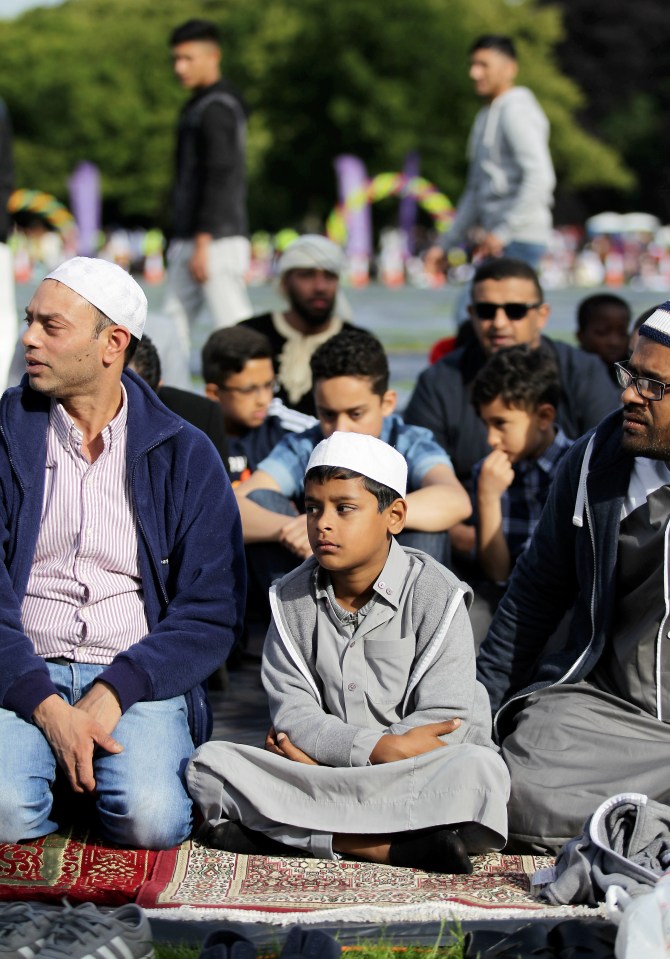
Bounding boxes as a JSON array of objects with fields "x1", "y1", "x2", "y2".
[
  {"x1": 538, "y1": 0, "x2": 670, "y2": 219},
  {"x1": 0, "y1": 0, "x2": 632, "y2": 230}
]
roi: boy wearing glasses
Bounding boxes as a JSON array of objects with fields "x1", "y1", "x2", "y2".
[
  {"x1": 478, "y1": 302, "x2": 670, "y2": 854},
  {"x1": 203, "y1": 326, "x2": 315, "y2": 483},
  {"x1": 405, "y1": 258, "x2": 620, "y2": 492}
]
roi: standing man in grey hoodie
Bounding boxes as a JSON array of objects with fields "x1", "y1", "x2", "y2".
[{"x1": 428, "y1": 35, "x2": 555, "y2": 271}]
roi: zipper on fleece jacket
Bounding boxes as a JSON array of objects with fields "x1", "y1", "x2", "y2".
[
  {"x1": 0, "y1": 422, "x2": 25, "y2": 495},
  {"x1": 130, "y1": 444, "x2": 171, "y2": 607},
  {"x1": 654, "y1": 520, "x2": 670, "y2": 721},
  {"x1": 494, "y1": 438, "x2": 599, "y2": 741}
]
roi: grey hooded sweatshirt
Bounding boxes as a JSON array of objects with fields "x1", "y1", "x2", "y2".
[{"x1": 443, "y1": 86, "x2": 555, "y2": 249}]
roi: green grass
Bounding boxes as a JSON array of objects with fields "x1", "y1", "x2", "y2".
[{"x1": 154, "y1": 923, "x2": 467, "y2": 959}]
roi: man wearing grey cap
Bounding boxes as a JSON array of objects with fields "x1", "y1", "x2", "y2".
[
  {"x1": 478, "y1": 300, "x2": 670, "y2": 854},
  {"x1": 0, "y1": 257, "x2": 245, "y2": 849},
  {"x1": 239, "y1": 234, "x2": 363, "y2": 416}
]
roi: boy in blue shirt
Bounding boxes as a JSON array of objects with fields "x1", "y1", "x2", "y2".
[
  {"x1": 188, "y1": 432, "x2": 509, "y2": 873},
  {"x1": 234, "y1": 329, "x2": 471, "y2": 566}
]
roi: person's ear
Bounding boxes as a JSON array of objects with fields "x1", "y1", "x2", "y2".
[
  {"x1": 381, "y1": 389, "x2": 397, "y2": 416},
  {"x1": 204, "y1": 382, "x2": 220, "y2": 402},
  {"x1": 387, "y1": 497, "x2": 407, "y2": 536},
  {"x1": 537, "y1": 402, "x2": 556, "y2": 431},
  {"x1": 103, "y1": 326, "x2": 131, "y2": 366},
  {"x1": 536, "y1": 303, "x2": 551, "y2": 332}
]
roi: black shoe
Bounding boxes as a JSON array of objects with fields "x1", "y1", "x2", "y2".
[
  {"x1": 199, "y1": 820, "x2": 302, "y2": 857},
  {"x1": 389, "y1": 826, "x2": 473, "y2": 874}
]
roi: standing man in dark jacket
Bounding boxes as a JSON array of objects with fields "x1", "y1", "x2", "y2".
[
  {"x1": 0, "y1": 96, "x2": 17, "y2": 392},
  {"x1": 165, "y1": 19, "x2": 251, "y2": 388},
  {"x1": 0, "y1": 257, "x2": 245, "y2": 850},
  {"x1": 477, "y1": 303, "x2": 670, "y2": 853}
]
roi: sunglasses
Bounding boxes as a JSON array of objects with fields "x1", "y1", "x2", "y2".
[{"x1": 472, "y1": 301, "x2": 543, "y2": 321}]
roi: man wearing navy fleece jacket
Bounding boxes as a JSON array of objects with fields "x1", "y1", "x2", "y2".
[{"x1": 0, "y1": 257, "x2": 245, "y2": 850}]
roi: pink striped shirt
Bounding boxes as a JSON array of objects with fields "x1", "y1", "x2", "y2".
[{"x1": 22, "y1": 385, "x2": 149, "y2": 662}]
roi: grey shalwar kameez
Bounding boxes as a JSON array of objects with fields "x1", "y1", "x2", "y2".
[
  {"x1": 502, "y1": 457, "x2": 670, "y2": 852},
  {"x1": 187, "y1": 540, "x2": 510, "y2": 859}
]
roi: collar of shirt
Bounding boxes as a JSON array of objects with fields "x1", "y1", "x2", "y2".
[
  {"x1": 313, "y1": 536, "x2": 411, "y2": 613},
  {"x1": 516, "y1": 427, "x2": 572, "y2": 478},
  {"x1": 49, "y1": 382, "x2": 129, "y2": 455}
]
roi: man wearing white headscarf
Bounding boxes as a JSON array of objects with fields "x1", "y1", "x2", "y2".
[
  {"x1": 0, "y1": 257, "x2": 245, "y2": 850},
  {"x1": 239, "y1": 234, "x2": 363, "y2": 416}
]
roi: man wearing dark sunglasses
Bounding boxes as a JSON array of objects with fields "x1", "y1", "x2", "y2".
[
  {"x1": 405, "y1": 258, "x2": 620, "y2": 498},
  {"x1": 478, "y1": 302, "x2": 670, "y2": 855}
]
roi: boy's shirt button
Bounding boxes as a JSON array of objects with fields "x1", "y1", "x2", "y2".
[
  {"x1": 386, "y1": 588, "x2": 392, "y2": 595},
  {"x1": 378, "y1": 581, "x2": 386, "y2": 588},
  {"x1": 348, "y1": 682, "x2": 357, "y2": 691}
]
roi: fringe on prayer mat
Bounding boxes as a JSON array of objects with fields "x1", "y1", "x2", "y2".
[
  {"x1": 143, "y1": 902, "x2": 609, "y2": 926},
  {"x1": 136, "y1": 841, "x2": 597, "y2": 920}
]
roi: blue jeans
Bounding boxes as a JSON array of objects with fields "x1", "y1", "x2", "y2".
[
  {"x1": 0, "y1": 662, "x2": 194, "y2": 849},
  {"x1": 503, "y1": 241, "x2": 547, "y2": 270}
]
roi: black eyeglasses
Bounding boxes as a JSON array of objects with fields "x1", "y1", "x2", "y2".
[
  {"x1": 472, "y1": 301, "x2": 543, "y2": 321},
  {"x1": 219, "y1": 379, "x2": 279, "y2": 397},
  {"x1": 615, "y1": 362, "x2": 670, "y2": 402}
]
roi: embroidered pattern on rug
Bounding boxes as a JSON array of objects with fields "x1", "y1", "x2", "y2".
[
  {"x1": 137, "y1": 841, "x2": 553, "y2": 912},
  {"x1": 0, "y1": 830, "x2": 158, "y2": 905}
]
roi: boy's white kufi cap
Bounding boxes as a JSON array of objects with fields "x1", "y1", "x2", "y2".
[
  {"x1": 306, "y1": 431, "x2": 407, "y2": 497},
  {"x1": 45, "y1": 256, "x2": 147, "y2": 339}
]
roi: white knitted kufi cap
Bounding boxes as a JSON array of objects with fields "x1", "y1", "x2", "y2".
[
  {"x1": 45, "y1": 257, "x2": 147, "y2": 339},
  {"x1": 277, "y1": 234, "x2": 346, "y2": 277},
  {"x1": 639, "y1": 301, "x2": 670, "y2": 349},
  {"x1": 306, "y1": 431, "x2": 408, "y2": 498}
]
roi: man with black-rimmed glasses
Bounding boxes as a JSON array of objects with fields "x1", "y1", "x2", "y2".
[{"x1": 478, "y1": 301, "x2": 670, "y2": 853}]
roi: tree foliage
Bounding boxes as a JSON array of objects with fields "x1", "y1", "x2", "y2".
[
  {"x1": 539, "y1": 0, "x2": 670, "y2": 219},
  {"x1": 0, "y1": 0, "x2": 632, "y2": 230}
]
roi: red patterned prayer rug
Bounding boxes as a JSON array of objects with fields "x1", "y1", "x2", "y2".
[
  {"x1": 137, "y1": 841, "x2": 555, "y2": 914},
  {"x1": 0, "y1": 829, "x2": 158, "y2": 905}
]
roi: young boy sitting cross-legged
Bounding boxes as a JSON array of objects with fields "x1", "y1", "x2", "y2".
[{"x1": 187, "y1": 432, "x2": 510, "y2": 874}]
